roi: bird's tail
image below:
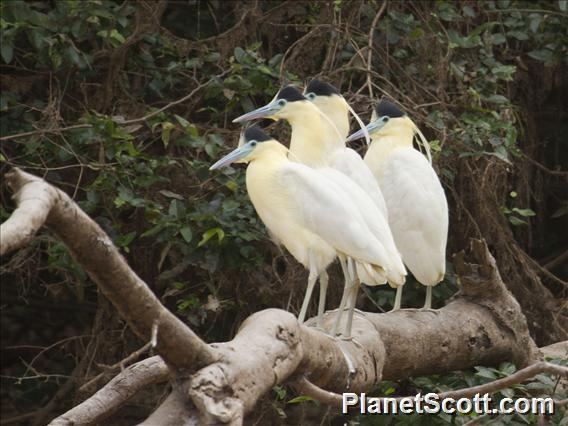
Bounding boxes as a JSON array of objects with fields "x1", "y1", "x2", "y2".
[
  {"x1": 386, "y1": 254, "x2": 407, "y2": 288},
  {"x1": 356, "y1": 262, "x2": 387, "y2": 286}
]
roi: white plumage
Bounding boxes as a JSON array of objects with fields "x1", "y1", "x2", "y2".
[
  {"x1": 374, "y1": 148, "x2": 448, "y2": 286},
  {"x1": 210, "y1": 128, "x2": 402, "y2": 330},
  {"x1": 232, "y1": 86, "x2": 404, "y2": 335},
  {"x1": 347, "y1": 101, "x2": 449, "y2": 309}
]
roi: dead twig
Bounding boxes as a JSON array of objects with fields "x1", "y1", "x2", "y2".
[
  {"x1": 79, "y1": 323, "x2": 158, "y2": 392},
  {"x1": 0, "y1": 73, "x2": 228, "y2": 143},
  {"x1": 365, "y1": 1, "x2": 388, "y2": 98}
]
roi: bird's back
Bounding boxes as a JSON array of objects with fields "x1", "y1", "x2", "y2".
[
  {"x1": 378, "y1": 148, "x2": 448, "y2": 285},
  {"x1": 246, "y1": 158, "x2": 336, "y2": 272},
  {"x1": 276, "y1": 162, "x2": 398, "y2": 274},
  {"x1": 330, "y1": 147, "x2": 390, "y2": 218}
]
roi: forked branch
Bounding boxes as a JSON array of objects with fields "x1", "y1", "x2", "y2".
[{"x1": 2, "y1": 168, "x2": 546, "y2": 425}]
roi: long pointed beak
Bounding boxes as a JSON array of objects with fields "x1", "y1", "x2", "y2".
[
  {"x1": 345, "y1": 119, "x2": 386, "y2": 144},
  {"x1": 209, "y1": 145, "x2": 251, "y2": 170},
  {"x1": 232, "y1": 101, "x2": 281, "y2": 123}
]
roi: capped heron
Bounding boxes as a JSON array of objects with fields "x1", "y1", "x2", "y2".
[
  {"x1": 302, "y1": 79, "x2": 389, "y2": 218},
  {"x1": 347, "y1": 100, "x2": 449, "y2": 310},
  {"x1": 210, "y1": 126, "x2": 401, "y2": 331},
  {"x1": 233, "y1": 87, "x2": 405, "y2": 336}
]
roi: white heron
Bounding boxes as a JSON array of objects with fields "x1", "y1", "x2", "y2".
[
  {"x1": 346, "y1": 100, "x2": 449, "y2": 309},
  {"x1": 210, "y1": 126, "x2": 401, "y2": 331},
  {"x1": 233, "y1": 86, "x2": 405, "y2": 336}
]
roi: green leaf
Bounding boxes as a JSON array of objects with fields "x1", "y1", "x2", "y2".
[
  {"x1": 512, "y1": 208, "x2": 536, "y2": 217},
  {"x1": 141, "y1": 223, "x2": 168, "y2": 238},
  {"x1": 509, "y1": 216, "x2": 527, "y2": 226},
  {"x1": 529, "y1": 15, "x2": 542, "y2": 33},
  {"x1": 234, "y1": 47, "x2": 246, "y2": 63},
  {"x1": 1, "y1": 41, "x2": 13, "y2": 63},
  {"x1": 551, "y1": 204, "x2": 568, "y2": 218},
  {"x1": 485, "y1": 94, "x2": 509, "y2": 104},
  {"x1": 491, "y1": 33, "x2": 506, "y2": 45},
  {"x1": 198, "y1": 227, "x2": 225, "y2": 247},
  {"x1": 287, "y1": 395, "x2": 314, "y2": 404},
  {"x1": 159, "y1": 190, "x2": 184, "y2": 200},
  {"x1": 204, "y1": 142, "x2": 217, "y2": 158},
  {"x1": 204, "y1": 52, "x2": 220, "y2": 62},
  {"x1": 110, "y1": 29, "x2": 125, "y2": 43},
  {"x1": 168, "y1": 199, "x2": 186, "y2": 219},
  {"x1": 508, "y1": 30, "x2": 529, "y2": 41},
  {"x1": 225, "y1": 181, "x2": 238, "y2": 191},
  {"x1": 535, "y1": 373, "x2": 556, "y2": 387},
  {"x1": 499, "y1": 362, "x2": 516, "y2": 375},
  {"x1": 462, "y1": 5, "x2": 476, "y2": 17},
  {"x1": 173, "y1": 282, "x2": 186, "y2": 290},
  {"x1": 161, "y1": 122, "x2": 175, "y2": 147},
  {"x1": 273, "y1": 385, "x2": 287, "y2": 400},
  {"x1": 527, "y1": 49, "x2": 553, "y2": 62},
  {"x1": 474, "y1": 366, "x2": 497, "y2": 380},
  {"x1": 185, "y1": 58, "x2": 202, "y2": 68},
  {"x1": 500, "y1": 388, "x2": 515, "y2": 398},
  {"x1": 179, "y1": 226, "x2": 193, "y2": 243},
  {"x1": 174, "y1": 114, "x2": 190, "y2": 128}
]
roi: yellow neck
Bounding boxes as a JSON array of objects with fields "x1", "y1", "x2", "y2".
[
  {"x1": 364, "y1": 116, "x2": 416, "y2": 178},
  {"x1": 283, "y1": 101, "x2": 341, "y2": 167},
  {"x1": 312, "y1": 95, "x2": 350, "y2": 142},
  {"x1": 246, "y1": 140, "x2": 289, "y2": 165}
]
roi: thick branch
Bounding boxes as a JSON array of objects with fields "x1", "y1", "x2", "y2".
[
  {"x1": 0, "y1": 174, "x2": 56, "y2": 254},
  {"x1": 2, "y1": 168, "x2": 217, "y2": 371},
  {"x1": 4, "y1": 171, "x2": 544, "y2": 424},
  {"x1": 48, "y1": 356, "x2": 169, "y2": 426},
  {"x1": 180, "y1": 240, "x2": 540, "y2": 422}
]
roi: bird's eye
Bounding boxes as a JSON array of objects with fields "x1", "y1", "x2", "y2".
[
  {"x1": 383, "y1": 117, "x2": 390, "y2": 123},
  {"x1": 278, "y1": 99, "x2": 287, "y2": 107},
  {"x1": 250, "y1": 141, "x2": 257, "y2": 147},
  {"x1": 306, "y1": 93, "x2": 316, "y2": 100}
]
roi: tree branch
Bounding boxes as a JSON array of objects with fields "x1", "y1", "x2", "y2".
[
  {"x1": 291, "y1": 362, "x2": 567, "y2": 409},
  {"x1": 3, "y1": 170, "x2": 545, "y2": 424},
  {"x1": 48, "y1": 356, "x2": 169, "y2": 426},
  {"x1": 438, "y1": 361, "x2": 567, "y2": 400},
  {"x1": 365, "y1": 1, "x2": 388, "y2": 98},
  {"x1": 0, "y1": 173, "x2": 57, "y2": 254},
  {"x1": 2, "y1": 168, "x2": 218, "y2": 372}
]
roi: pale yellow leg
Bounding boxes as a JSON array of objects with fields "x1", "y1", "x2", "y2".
[
  {"x1": 330, "y1": 256, "x2": 351, "y2": 335},
  {"x1": 317, "y1": 270, "x2": 329, "y2": 328},
  {"x1": 423, "y1": 285, "x2": 432, "y2": 310},
  {"x1": 298, "y1": 254, "x2": 318, "y2": 323},
  {"x1": 344, "y1": 278, "x2": 360, "y2": 338},
  {"x1": 392, "y1": 285, "x2": 403, "y2": 311}
]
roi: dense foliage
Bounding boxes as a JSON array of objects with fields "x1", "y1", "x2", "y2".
[{"x1": 1, "y1": 1, "x2": 566, "y2": 424}]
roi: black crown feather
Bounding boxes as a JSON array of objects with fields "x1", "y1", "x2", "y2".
[
  {"x1": 276, "y1": 85, "x2": 306, "y2": 102},
  {"x1": 243, "y1": 125, "x2": 271, "y2": 143},
  {"x1": 375, "y1": 100, "x2": 405, "y2": 118},
  {"x1": 305, "y1": 79, "x2": 340, "y2": 97}
]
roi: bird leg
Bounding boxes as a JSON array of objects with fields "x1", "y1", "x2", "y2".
[
  {"x1": 423, "y1": 285, "x2": 432, "y2": 310},
  {"x1": 317, "y1": 270, "x2": 329, "y2": 328},
  {"x1": 298, "y1": 256, "x2": 319, "y2": 324},
  {"x1": 392, "y1": 285, "x2": 403, "y2": 311},
  {"x1": 330, "y1": 256, "x2": 352, "y2": 335},
  {"x1": 343, "y1": 276, "x2": 361, "y2": 338}
]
